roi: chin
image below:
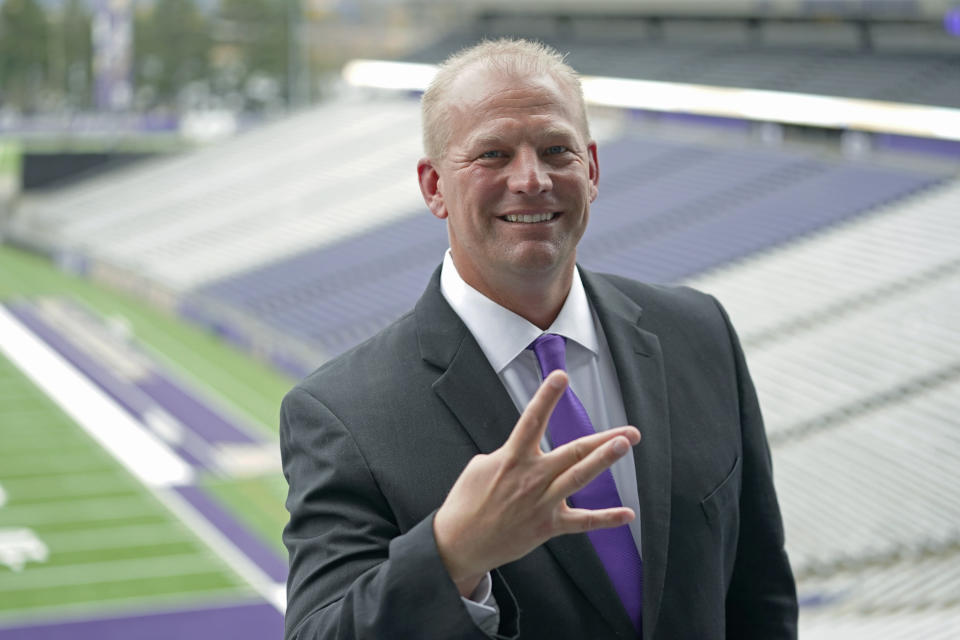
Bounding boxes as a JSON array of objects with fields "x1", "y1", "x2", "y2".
[{"x1": 502, "y1": 248, "x2": 572, "y2": 278}]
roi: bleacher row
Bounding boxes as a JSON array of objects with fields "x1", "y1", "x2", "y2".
[
  {"x1": 801, "y1": 547, "x2": 960, "y2": 614},
  {"x1": 688, "y1": 180, "x2": 960, "y2": 437},
  {"x1": 7, "y1": 92, "x2": 960, "y2": 635},
  {"x1": 802, "y1": 610, "x2": 960, "y2": 640},
  {"x1": 778, "y1": 379, "x2": 960, "y2": 567}
]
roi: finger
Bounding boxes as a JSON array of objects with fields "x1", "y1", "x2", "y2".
[
  {"x1": 545, "y1": 434, "x2": 635, "y2": 503},
  {"x1": 557, "y1": 505, "x2": 635, "y2": 535},
  {"x1": 541, "y1": 426, "x2": 640, "y2": 476},
  {"x1": 505, "y1": 370, "x2": 568, "y2": 455}
]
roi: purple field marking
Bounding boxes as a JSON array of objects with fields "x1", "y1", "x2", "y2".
[
  {"x1": 4, "y1": 303, "x2": 209, "y2": 470},
  {"x1": 6, "y1": 303, "x2": 153, "y2": 421},
  {"x1": 175, "y1": 485, "x2": 288, "y2": 583},
  {"x1": 137, "y1": 374, "x2": 259, "y2": 446},
  {"x1": 0, "y1": 601, "x2": 282, "y2": 640},
  {"x1": 19, "y1": 297, "x2": 263, "y2": 447}
]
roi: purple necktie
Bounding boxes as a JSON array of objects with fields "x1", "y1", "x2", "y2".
[{"x1": 530, "y1": 333, "x2": 643, "y2": 634}]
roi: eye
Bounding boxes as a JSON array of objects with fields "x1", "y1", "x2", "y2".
[
  {"x1": 479, "y1": 150, "x2": 505, "y2": 159},
  {"x1": 545, "y1": 145, "x2": 569, "y2": 155}
]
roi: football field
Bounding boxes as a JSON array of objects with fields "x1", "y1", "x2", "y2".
[{"x1": 0, "y1": 245, "x2": 293, "y2": 638}]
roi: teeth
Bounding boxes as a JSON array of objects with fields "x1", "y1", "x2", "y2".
[{"x1": 504, "y1": 212, "x2": 556, "y2": 223}]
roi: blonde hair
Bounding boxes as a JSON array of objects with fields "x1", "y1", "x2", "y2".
[{"x1": 421, "y1": 38, "x2": 590, "y2": 160}]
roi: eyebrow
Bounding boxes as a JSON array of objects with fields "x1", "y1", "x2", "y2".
[
  {"x1": 467, "y1": 127, "x2": 580, "y2": 151},
  {"x1": 538, "y1": 126, "x2": 578, "y2": 142},
  {"x1": 469, "y1": 134, "x2": 507, "y2": 150}
]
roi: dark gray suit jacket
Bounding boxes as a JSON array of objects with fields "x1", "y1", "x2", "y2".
[{"x1": 280, "y1": 267, "x2": 798, "y2": 639}]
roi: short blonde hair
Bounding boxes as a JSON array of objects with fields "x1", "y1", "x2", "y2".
[{"x1": 421, "y1": 38, "x2": 590, "y2": 160}]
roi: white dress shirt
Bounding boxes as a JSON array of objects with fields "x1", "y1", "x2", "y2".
[{"x1": 439, "y1": 250, "x2": 644, "y2": 634}]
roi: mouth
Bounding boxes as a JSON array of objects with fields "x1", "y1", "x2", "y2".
[{"x1": 500, "y1": 212, "x2": 560, "y2": 224}]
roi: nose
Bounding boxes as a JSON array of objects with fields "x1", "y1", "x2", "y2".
[{"x1": 507, "y1": 147, "x2": 552, "y2": 194}]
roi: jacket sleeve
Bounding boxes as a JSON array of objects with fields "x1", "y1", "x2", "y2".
[
  {"x1": 280, "y1": 386, "x2": 518, "y2": 640},
  {"x1": 713, "y1": 298, "x2": 799, "y2": 639}
]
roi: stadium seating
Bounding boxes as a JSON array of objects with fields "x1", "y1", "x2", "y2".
[
  {"x1": 8, "y1": 99, "x2": 426, "y2": 291},
  {"x1": 687, "y1": 179, "x2": 960, "y2": 437}
]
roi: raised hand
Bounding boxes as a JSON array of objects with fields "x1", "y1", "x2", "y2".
[{"x1": 432, "y1": 370, "x2": 641, "y2": 597}]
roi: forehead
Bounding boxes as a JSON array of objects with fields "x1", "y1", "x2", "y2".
[{"x1": 445, "y1": 68, "x2": 584, "y2": 146}]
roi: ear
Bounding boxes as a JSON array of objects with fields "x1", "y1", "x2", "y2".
[
  {"x1": 587, "y1": 141, "x2": 599, "y2": 203},
  {"x1": 418, "y1": 158, "x2": 447, "y2": 219}
]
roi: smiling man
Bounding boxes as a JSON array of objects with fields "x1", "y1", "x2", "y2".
[{"x1": 281, "y1": 39, "x2": 797, "y2": 640}]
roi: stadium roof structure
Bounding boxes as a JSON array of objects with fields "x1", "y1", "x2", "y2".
[{"x1": 339, "y1": 13, "x2": 960, "y2": 145}]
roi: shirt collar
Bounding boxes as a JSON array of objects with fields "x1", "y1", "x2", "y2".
[{"x1": 439, "y1": 250, "x2": 600, "y2": 373}]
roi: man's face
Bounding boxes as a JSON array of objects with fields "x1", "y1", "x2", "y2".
[{"x1": 419, "y1": 68, "x2": 598, "y2": 296}]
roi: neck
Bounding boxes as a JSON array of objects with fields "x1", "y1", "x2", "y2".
[{"x1": 454, "y1": 259, "x2": 575, "y2": 331}]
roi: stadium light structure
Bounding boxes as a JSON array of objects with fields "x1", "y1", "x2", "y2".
[{"x1": 341, "y1": 59, "x2": 960, "y2": 143}]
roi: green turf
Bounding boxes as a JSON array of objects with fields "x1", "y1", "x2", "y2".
[
  {"x1": 0, "y1": 142, "x2": 20, "y2": 178},
  {"x1": 0, "y1": 355, "x2": 251, "y2": 617},
  {"x1": 0, "y1": 471, "x2": 148, "y2": 502},
  {"x1": 1, "y1": 571, "x2": 243, "y2": 613}
]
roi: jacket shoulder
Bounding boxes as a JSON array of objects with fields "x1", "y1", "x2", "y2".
[
  {"x1": 591, "y1": 271, "x2": 721, "y2": 321},
  {"x1": 292, "y1": 308, "x2": 423, "y2": 405}
]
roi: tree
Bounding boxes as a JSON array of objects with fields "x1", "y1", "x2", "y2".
[
  {"x1": 214, "y1": 0, "x2": 290, "y2": 108},
  {"x1": 55, "y1": 0, "x2": 94, "y2": 109},
  {"x1": 133, "y1": 0, "x2": 211, "y2": 109},
  {"x1": 0, "y1": 0, "x2": 51, "y2": 112}
]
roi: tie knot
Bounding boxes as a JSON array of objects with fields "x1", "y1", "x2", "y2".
[{"x1": 529, "y1": 333, "x2": 567, "y2": 377}]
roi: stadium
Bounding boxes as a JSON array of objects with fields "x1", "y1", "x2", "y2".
[{"x1": 0, "y1": 0, "x2": 959, "y2": 637}]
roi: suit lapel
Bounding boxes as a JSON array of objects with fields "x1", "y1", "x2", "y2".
[
  {"x1": 582, "y1": 270, "x2": 672, "y2": 640},
  {"x1": 432, "y1": 331, "x2": 520, "y2": 454},
  {"x1": 416, "y1": 268, "x2": 520, "y2": 455},
  {"x1": 415, "y1": 267, "x2": 667, "y2": 639}
]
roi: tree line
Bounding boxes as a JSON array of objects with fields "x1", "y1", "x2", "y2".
[{"x1": 0, "y1": 0, "x2": 297, "y2": 114}]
